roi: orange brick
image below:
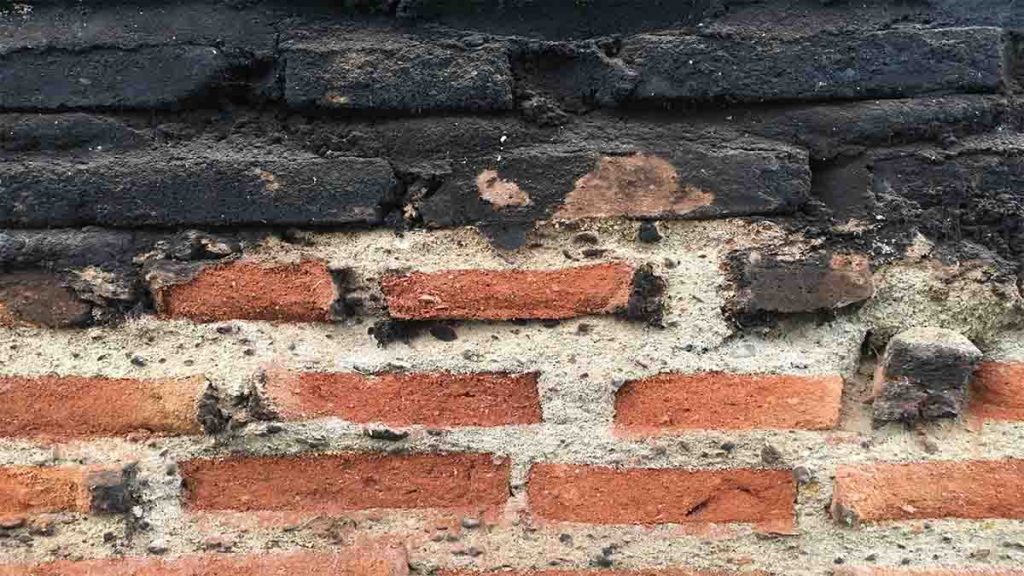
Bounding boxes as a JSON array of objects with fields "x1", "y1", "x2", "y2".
[
  {"x1": 153, "y1": 260, "x2": 336, "y2": 323},
  {"x1": 527, "y1": 463, "x2": 794, "y2": 528},
  {"x1": 0, "y1": 375, "x2": 207, "y2": 440},
  {"x1": 381, "y1": 263, "x2": 634, "y2": 320},
  {"x1": 0, "y1": 464, "x2": 130, "y2": 518},
  {"x1": 832, "y1": 460, "x2": 1024, "y2": 524},
  {"x1": 181, "y1": 452, "x2": 510, "y2": 513},
  {"x1": 263, "y1": 370, "x2": 541, "y2": 427},
  {"x1": 615, "y1": 372, "x2": 843, "y2": 432},
  {"x1": 970, "y1": 362, "x2": 1024, "y2": 421},
  {"x1": 0, "y1": 549, "x2": 408, "y2": 576}
]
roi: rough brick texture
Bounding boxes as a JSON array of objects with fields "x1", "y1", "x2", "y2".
[
  {"x1": 0, "y1": 155, "x2": 396, "y2": 228},
  {"x1": 527, "y1": 464, "x2": 794, "y2": 528},
  {"x1": 152, "y1": 260, "x2": 337, "y2": 323},
  {"x1": 262, "y1": 370, "x2": 542, "y2": 427},
  {"x1": 970, "y1": 363, "x2": 1024, "y2": 421},
  {"x1": 181, "y1": 453, "x2": 510, "y2": 513},
  {"x1": 614, "y1": 372, "x2": 843, "y2": 432},
  {"x1": 382, "y1": 263, "x2": 635, "y2": 321},
  {"x1": 2, "y1": 1, "x2": 1024, "y2": 574},
  {"x1": 0, "y1": 550, "x2": 408, "y2": 576},
  {"x1": 0, "y1": 465, "x2": 131, "y2": 518},
  {"x1": 831, "y1": 460, "x2": 1024, "y2": 524},
  {"x1": 0, "y1": 375, "x2": 207, "y2": 440}
]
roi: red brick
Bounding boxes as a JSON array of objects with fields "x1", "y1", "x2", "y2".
[
  {"x1": 381, "y1": 263, "x2": 634, "y2": 321},
  {"x1": 527, "y1": 463, "x2": 795, "y2": 528},
  {"x1": 0, "y1": 549, "x2": 408, "y2": 576},
  {"x1": 831, "y1": 460, "x2": 1024, "y2": 524},
  {"x1": 181, "y1": 452, "x2": 510, "y2": 513},
  {"x1": 263, "y1": 370, "x2": 541, "y2": 427},
  {"x1": 831, "y1": 565, "x2": 1024, "y2": 569},
  {"x1": 153, "y1": 260, "x2": 336, "y2": 323},
  {"x1": 0, "y1": 375, "x2": 207, "y2": 441},
  {"x1": 970, "y1": 362, "x2": 1024, "y2": 421},
  {"x1": 615, "y1": 372, "x2": 843, "y2": 432},
  {"x1": 0, "y1": 465, "x2": 128, "y2": 518}
]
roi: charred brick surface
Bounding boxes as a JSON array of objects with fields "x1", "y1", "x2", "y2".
[{"x1": 872, "y1": 327, "x2": 983, "y2": 425}]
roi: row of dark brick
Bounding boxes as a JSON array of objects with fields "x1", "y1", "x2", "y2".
[
  {"x1": 1, "y1": 118, "x2": 1020, "y2": 256},
  {"x1": 1, "y1": 8, "x2": 1013, "y2": 113}
]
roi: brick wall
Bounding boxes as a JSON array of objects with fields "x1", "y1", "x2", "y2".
[{"x1": 1, "y1": 1, "x2": 1024, "y2": 575}]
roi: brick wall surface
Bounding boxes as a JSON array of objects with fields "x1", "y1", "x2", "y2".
[{"x1": 1, "y1": 1, "x2": 1024, "y2": 575}]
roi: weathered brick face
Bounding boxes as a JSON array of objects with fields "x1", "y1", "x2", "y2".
[
  {"x1": 2, "y1": 1, "x2": 1024, "y2": 575},
  {"x1": 180, "y1": 453, "x2": 511, "y2": 514}
]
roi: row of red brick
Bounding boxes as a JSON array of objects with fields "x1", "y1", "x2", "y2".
[
  {"x1": 2, "y1": 365, "x2": 1022, "y2": 441},
  {"x1": 154, "y1": 260, "x2": 638, "y2": 323},
  {"x1": 4, "y1": 453, "x2": 1024, "y2": 529},
  {"x1": 3, "y1": 550, "x2": 1018, "y2": 575}
]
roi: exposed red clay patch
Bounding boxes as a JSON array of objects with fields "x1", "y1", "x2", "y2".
[
  {"x1": 615, "y1": 372, "x2": 843, "y2": 432},
  {"x1": 554, "y1": 154, "x2": 714, "y2": 219},
  {"x1": 381, "y1": 263, "x2": 635, "y2": 321},
  {"x1": 0, "y1": 549, "x2": 409, "y2": 576},
  {"x1": 0, "y1": 375, "x2": 206, "y2": 441},
  {"x1": 264, "y1": 370, "x2": 542, "y2": 427},
  {"x1": 831, "y1": 460, "x2": 1024, "y2": 523},
  {"x1": 180, "y1": 452, "x2": 510, "y2": 514},
  {"x1": 477, "y1": 169, "x2": 531, "y2": 208},
  {"x1": 0, "y1": 466, "x2": 92, "y2": 517},
  {"x1": 153, "y1": 260, "x2": 336, "y2": 323},
  {"x1": 527, "y1": 463, "x2": 795, "y2": 529},
  {"x1": 970, "y1": 362, "x2": 1024, "y2": 421}
]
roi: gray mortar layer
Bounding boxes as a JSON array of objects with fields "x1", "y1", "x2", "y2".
[{"x1": 0, "y1": 220, "x2": 1022, "y2": 574}]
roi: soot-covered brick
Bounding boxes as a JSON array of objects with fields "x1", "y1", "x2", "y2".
[
  {"x1": 872, "y1": 327, "x2": 982, "y2": 425},
  {"x1": 728, "y1": 250, "x2": 875, "y2": 320},
  {"x1": 85, "y1": 464, "x2": 137, "y2": 514}
]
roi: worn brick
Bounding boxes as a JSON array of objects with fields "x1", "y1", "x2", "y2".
[
  {"x1": 623, "y1": 27, "x2": 1006, "y2": 103},
  {"x1": 0, "y1": 375, "x2": 208, "y2": 440},
  {"x1": 729, "y1": 250, "x2": 874, "y2": 316},
  {"x1": 284, "y1": 31, "x2": 513, "y2": 113},
  {"x1": 0, "y1": 47, "x2": 238, "y2": 110},
  {"x1": 527, "y1": 463, "x2": 795, "y2": 528},
  {"x1": 0, "y1": 464, "x2": 132, "y2": 518},
  {"x1": 0, "y1": 549, "x2": 408, "y2": 576},
  {"x1": 382, "y1": 263, "x2": 635, "y2": 321},
  {"x1": 615, "y1": 372, "x2": 843, "y2": 432},
  {"x1": 870, "y1": 141, "x2": 1024, "y2": 266},
  {"x1": 181, "y1": 452, "x2": 510, "y2": 513},
  {"x1": 0, "y1": 271, "x2": 91, "y2": 328},
  {"x1": 263, "y1": 370, "x2": 542, "y2": 427},
  {"x1": 831, "y1": 460, "x2": 1024, "y2": 525},
  {"x1": 0, "y1": 154, "x2": 395, "y2": 227},
  {"x1": 152, "y1": 260, "x2": 337, "y2": 323},
  {"x1": 971, "y1": 362, "x2": 1024, "y2": 421},
  {"x1": 420, "y1": 143, "x2": 810, "y2": 249},
  {"x1": 872, "y1": 327, "x2": 982, "y2": 424}
]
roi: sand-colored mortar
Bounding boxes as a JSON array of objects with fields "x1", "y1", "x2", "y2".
[{"x1": 0, "y1": 220, "x2": 1022, "y2": 574}]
